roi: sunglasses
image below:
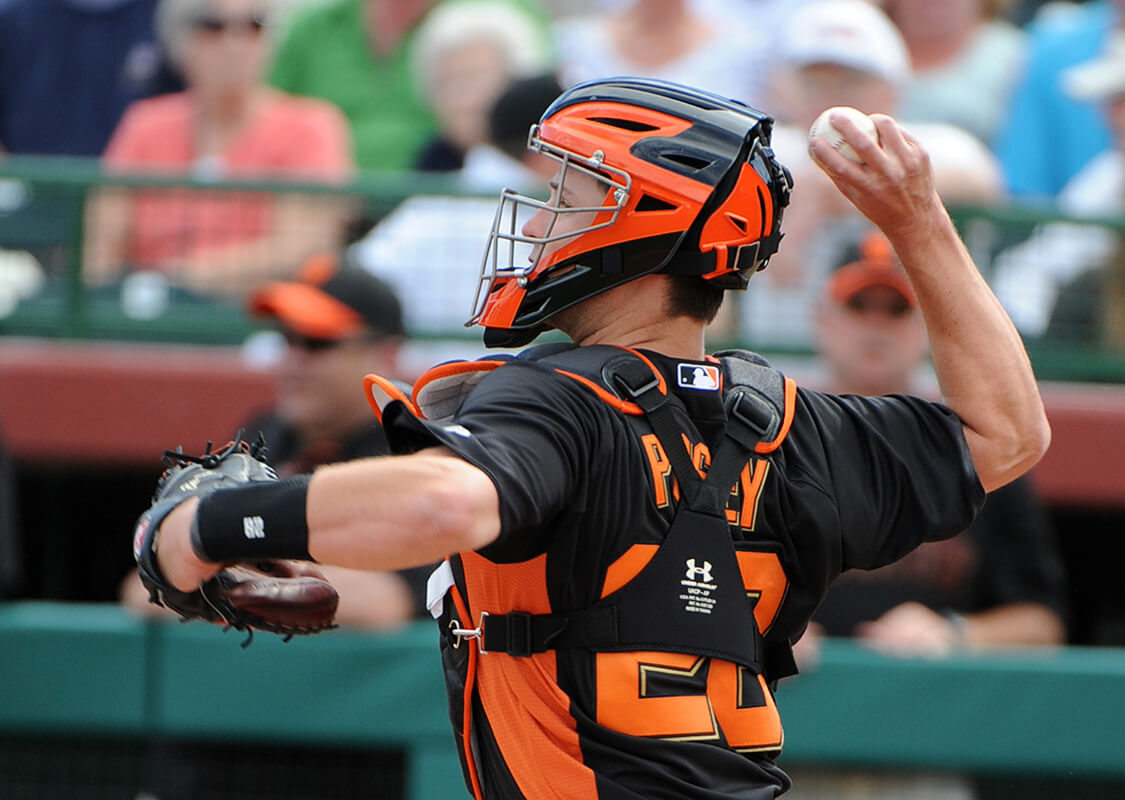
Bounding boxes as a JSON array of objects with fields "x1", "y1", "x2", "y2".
[
  {"x1": 844, "y1": 292, "x2": 913, "y2": 318},
  {"x1": 281, "y1": 330, "x2": 381, "y2": 353},
  {"x1": 192, "y1": 14, "x2": 265, "y2": 35},
  {"x1": 281, "y1": 330, "x2": 347, "y2": 353}
]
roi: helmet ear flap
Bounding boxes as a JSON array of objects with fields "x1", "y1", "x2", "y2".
[
  {"x1": 696, "y1": 163, "x2": 774, "y2": 278},
  {"x1": 679, "y1": 132, "x2": 788, "y2": 286}
]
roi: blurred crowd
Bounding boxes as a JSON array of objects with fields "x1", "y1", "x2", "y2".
[
  {"x1": 1, "y1": 8, "x2": 1123, "y2": 800},
  {"x1": 1, "y1": 0, "x2": 1123, "y2": 642},
  {"x1": 1, "y1": 0, "x2": 1124, "y2": 349}
]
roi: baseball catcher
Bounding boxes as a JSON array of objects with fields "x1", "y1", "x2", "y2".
[
  {"x1": 132, "y1": 433, "x2": 338, "y2": 643},
  {"x1": 131, "y1": 76, "x2": 1049, "y2": 799}
]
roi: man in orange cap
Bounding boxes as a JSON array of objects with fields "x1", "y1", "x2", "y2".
[
  {"x1": 246, "y1": 252, "x2": 435, "y2": 627},
  {"x1": 246, "y1": 252, "x2": 407, "y2": 473},
  {"x1": 124, "y1": 252, "x2": 430, "y2": 629},
  {"x1": 802, "y1": 230, "x2": 1067, "y2": 661},
  {"x1": 813, "y1": 230, "x2": 928, "y2": 398}
]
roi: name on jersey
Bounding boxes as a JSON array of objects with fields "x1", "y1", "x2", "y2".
[{"x1": 640, "y1": 433, "x2": 770, "y2": 530}]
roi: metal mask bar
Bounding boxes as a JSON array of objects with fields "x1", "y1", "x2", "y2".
[{"x1": 466, "y1": 134, "x2": 632, "y2": 327}]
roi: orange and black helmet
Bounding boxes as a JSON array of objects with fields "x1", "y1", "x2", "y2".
[{"x1": 468, "y1": 77, "x2": 792, "y2": 348}]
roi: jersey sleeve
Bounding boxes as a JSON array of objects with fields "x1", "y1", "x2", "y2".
[
  {"x1": 382, "y1": 363, "x2": 605, "y2": 562},
  {"x1": 790, "y1": 389, "x2": 986, "y2": 572}
]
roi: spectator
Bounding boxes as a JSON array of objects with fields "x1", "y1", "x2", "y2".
[
  {"x1": 552, "y1": 0, "x2": 766, "y2": 106},
  {"x1": 83, "y1": 0, "x2": 355, "y2": 302},
  {"x1": 1044, "y1": 234, "x2": 1125, "y2": 349},
  {"x1": 351, "y1": 73, "x2": 560, "y2": 354},
  {"x1": 992, "y1": 28, "x2": 1125, "y2": 338},
  {"x1": 993, "y1": 0, "x2": 1124, "y2": 200},
  {"x1": 120, "y1": 251, "x2": 431, "y2": 800},
  {"x1": 882, "y1": 0, "x2": 1027, "y2": 148},
  {"x1": 410, "y1": 0, "x2": 552, "y2": 173},
  {"x1": 784, "y1": 230, "x2": 1068, "y2": 800},
  {"x1": 267, "y1": 0, "x2": 547, "y2": 172},
  {"x1": 267, "y1": 0, "x2": 435, "y2": 172},
  {"x1": 804, "y1": 230, "x2": 1068, "y2": 659},
  {"x1": 460, "y1": 72, "x2": 565, "y2": 193},
  {"x1": 121, "y1": 251, "x2": 432, "y2": 627},
  {"x1": 728, "y1": 0, "x2": 1003, "y2": 350},
  {"x1": 0, "y1": 0, "x2": 179, "y2": 157}
]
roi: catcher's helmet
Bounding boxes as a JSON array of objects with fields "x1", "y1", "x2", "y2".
[{"x1": 468, "y1": 77, "x2": 792, "y2": 348}]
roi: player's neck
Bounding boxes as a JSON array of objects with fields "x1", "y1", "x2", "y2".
[
  {"x1": 577, "y1": 318, "x2": 706, "y2": 361},
  {"x1": 558, "y1": 278, "x2": 707, "y2": 361}
]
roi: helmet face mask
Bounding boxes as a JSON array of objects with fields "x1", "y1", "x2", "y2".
[
  {"x1": 467, "y1": 132, "x2": 632, "y2": 330},
  {"x1": 467, "y1": 78, "x2": 792, "y2": 348}
]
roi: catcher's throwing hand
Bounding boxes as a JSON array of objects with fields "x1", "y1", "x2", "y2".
[
  {"x1": 132, "y1": 435, "x2": 338, "y2": 641},
  {"x1": 807, "y1": 111, "x2": 944, "y2": 239}
]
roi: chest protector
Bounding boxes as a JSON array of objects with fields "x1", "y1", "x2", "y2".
[{"x1": 365, "y1": 343, "x2": 797, "y2": 681}]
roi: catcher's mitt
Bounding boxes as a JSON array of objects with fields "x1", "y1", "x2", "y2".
[{"x1": 132, "y1": 433, "x2": 338, "y2": 644}]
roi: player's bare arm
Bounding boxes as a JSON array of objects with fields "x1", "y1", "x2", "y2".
[
  {"x1": 809, "y1": 110, "x2": 1051, "y2": 492},
  {"x1": 155, "y1": 447, "x2": 501, "y2": 593}
]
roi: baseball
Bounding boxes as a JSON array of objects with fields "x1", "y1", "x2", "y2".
[{"x1": 808, "y1": 106, "x2": 877, "y2": 163}]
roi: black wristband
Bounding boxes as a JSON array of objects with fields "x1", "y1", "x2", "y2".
[{"x1": 191, "y1": 476, "x2": 313, "y2": 563}]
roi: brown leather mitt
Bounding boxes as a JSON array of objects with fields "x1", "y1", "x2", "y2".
[{"x1": 133, "y1": 434, "x2": 338, "y2": 645}]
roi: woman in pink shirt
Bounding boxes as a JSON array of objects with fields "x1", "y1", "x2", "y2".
[{"x1": 84, "y1": 0, "x2": 355, "y2": 301}]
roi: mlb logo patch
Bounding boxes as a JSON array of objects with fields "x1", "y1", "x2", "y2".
[{"x1": 677, "y1": 363, "x2": 720, "y2": 390}]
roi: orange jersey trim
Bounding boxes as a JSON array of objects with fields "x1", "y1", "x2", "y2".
[
  {"x1": 458, "y1": 552, "x2": 597, "y2": 798},
  {"x1": 554, "y1": 345, "x2": 668, "y2": 415},
  {"x1": 362, "y1": 373, "x2": 416, "y2": 423},
  {"x1": 601, "y1": 544, "x2": 660, "y2": 598},
  {"x1": 447, "y1": 579, "x2": 485, "y2": 800},
  {"x1": 754, "y1": 377, "x2": 796, "y2": 454}
]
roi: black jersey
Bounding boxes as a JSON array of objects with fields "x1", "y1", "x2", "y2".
[{"x1": 383, "y1": 346, "x2": 984, "y2": 800}]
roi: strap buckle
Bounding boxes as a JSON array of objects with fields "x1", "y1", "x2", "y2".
[
  {"x1": 618, "y1": 372, "x2": 660, "y2": 398},
  {"x1": 451, "y1": 611, "x2": 538, "y2": 657},
  {"x1": 725, "y1": 388, "x2": 778, "y2": 443},
  {"x1": 605, "y1": 357, "x2": 663, "y2": 408},
  {"x1": 449, "y1": 611, "x2": 490, "y2": 654},
  {"x1": 492, "y1": 611, "x2": 534, "y2": 657}
]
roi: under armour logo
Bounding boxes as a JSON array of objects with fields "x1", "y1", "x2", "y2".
[
  {"x1": 243, "y1": 516, "x2": 265, "y2": 540},
  {"x1": 685, "y1": 558, "x2": 713, "y2": 583}
]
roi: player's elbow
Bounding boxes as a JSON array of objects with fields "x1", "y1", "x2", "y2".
[
  {"x1": 1013, "y1": 409, "x2": 1052, "y2": 477},
  {"x1": 975, "y1": 411, "x2": 1052, "y2": 492}
]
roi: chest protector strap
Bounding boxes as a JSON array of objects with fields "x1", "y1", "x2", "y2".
[{"x1": 474, "y1": 347, "x2": 786, "y2": 676}]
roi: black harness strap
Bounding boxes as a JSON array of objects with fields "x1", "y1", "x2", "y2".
[
  {"x1": 479, "y1": 607, "x2": 618, "y2": 657},
  {"x1": 460, "y1": 346, "x2": 795, "y2": 678},
  {"x1": 603, "y1": 354, "x2": 717, "y2": 511}
]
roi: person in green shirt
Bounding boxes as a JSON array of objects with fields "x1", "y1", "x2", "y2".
[{"x1": 269, "y1": 0, "x2": 548, "y2": 172}]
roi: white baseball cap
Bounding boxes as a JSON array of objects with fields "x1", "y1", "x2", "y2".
[
  {"x1": 1063, "y1": 32, "x2": 1125, "y2": 102},
  {"x1": 779, "y1": 1, "x2": 910, "y2": 86}
]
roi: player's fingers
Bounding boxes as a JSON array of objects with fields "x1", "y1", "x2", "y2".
[
  {"x1": 829, "y1": 111, "x2": 887, "y2": 168},
  {"x1": 870, "y1": 114, "x2": 928, "y2": 177},
  {"x1": 808, "y1": 136, "x2": 867, "y2": 182}
]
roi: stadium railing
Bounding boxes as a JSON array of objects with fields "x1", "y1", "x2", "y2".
[
  {"x1": 2, "y1": 156, "x2": 1124, "y2": 510},
  {"x1": 1, "y1": 155, "x2": 1124, "y2": 381}
]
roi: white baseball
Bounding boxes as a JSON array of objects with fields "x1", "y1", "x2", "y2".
[{"x1": 808, "y1": 106, "x2": 877, "y2": 163}]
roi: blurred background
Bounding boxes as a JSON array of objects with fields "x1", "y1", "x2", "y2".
[{"x1": 1, "y1": 0, "x2": 1124, "y2": 798}]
